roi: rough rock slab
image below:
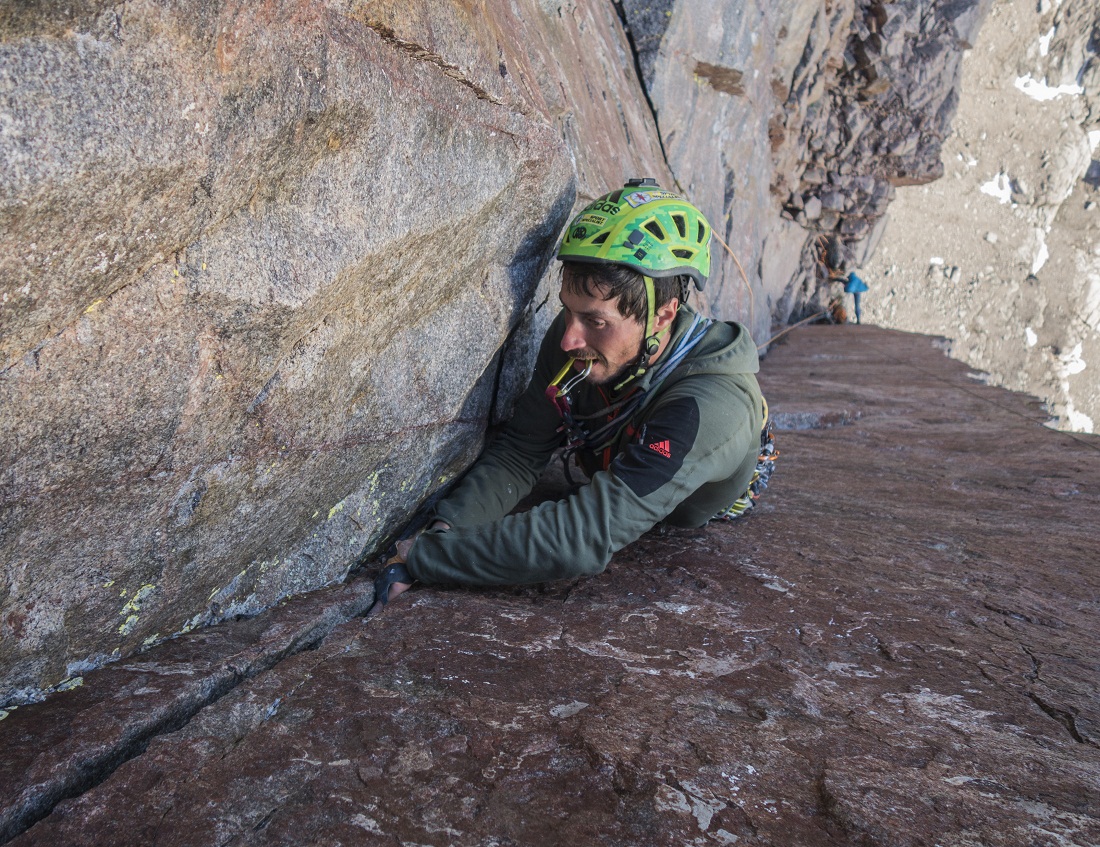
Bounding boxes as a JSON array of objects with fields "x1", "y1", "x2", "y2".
[
  {"x1": 0, "y1": 577, "x2": 376, "y2": 844},
  {"x1": 4, "y1": 325, "x2": 1099, "y2": 846}
]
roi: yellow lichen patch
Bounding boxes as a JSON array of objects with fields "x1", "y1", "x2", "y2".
[
  {"x1": 117, "y1": 584, "x2": 157, "y2": 636},
  {"x1": 327, "y1": 501, "x2": 345, "y2": 521},
  {"x1": 84, "y1": 299, "x2": 105, "y2": 314},
  {"x1": 121, "y1": 584, "x2": 156, "y2": 616},
  {"x1": 142, "y1": 633, "x2": 160, "y2": 647},
  {"x1": 57, "y1": 677, "x2": 84, "y2": 692},
  {"x1": 104, "y1": 579, "x2": 115, "y2": 587}
]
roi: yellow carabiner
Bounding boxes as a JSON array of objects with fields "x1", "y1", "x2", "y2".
[{"x1": 549, "y1": 359, "x2": 576, "y2": 390}]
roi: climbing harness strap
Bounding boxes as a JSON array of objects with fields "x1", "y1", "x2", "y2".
[{"x1": 714, "y1": 397, "x2": 779, "y2": 521}]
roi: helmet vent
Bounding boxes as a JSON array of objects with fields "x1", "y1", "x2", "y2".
[
  {"x1": 591, "y1": 232, "x2": 610, "y2": 245},
  {"x1": 697, "y1": 221, "x2": 708, "y2": 243},
  {"x1": 671, "y1": 213, "x2": 687, "y2": 239},
  {"x1": 644, "y1": 220, "x2": 666, "y2": 240},
  {"x1": 672, "y1": 249, "x2": 694, "y2": 259}
]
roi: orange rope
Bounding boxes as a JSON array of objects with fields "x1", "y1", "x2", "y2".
[
  {"x1": 711, "y1": 231, "x2": 755, "y2": 332},
  {"x1": 759, "y1": 311, "x2": 827, "y2": 349}
]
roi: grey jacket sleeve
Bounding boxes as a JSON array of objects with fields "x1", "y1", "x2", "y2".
[{"x1": 406, "y1": 386, "x2": 758, "y2": 586}]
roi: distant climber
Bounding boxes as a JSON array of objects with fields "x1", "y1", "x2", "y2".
[
  {"x1": 844, "y1": 271, "x2": 869, "y2": 324},
  {"x1": 816, "y1": 234, "x2": 868, "y2": 325},
  {"x1": 371, "y1": 179, "x2": 775, "y2": 609}
]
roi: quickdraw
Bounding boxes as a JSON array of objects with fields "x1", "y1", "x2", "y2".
[{"x1": 714, "y1": 397, "x2": 778, "y2": 521}]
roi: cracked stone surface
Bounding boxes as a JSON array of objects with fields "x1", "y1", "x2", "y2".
[{"x1": 3, "y1": 326, "x2": 1098, "y2": 846}]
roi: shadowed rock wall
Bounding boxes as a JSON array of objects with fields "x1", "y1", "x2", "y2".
[
  {"x1": 0, "y1": 0, "x2": 668, "y2": 705},
  {"x1": 1, "y1": 0, "x2": 988, "y2": 704}
]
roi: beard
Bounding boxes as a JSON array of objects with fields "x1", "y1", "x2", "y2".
[
  {"x1": 567, "y1": 350, "x2": 639, "y2": 387},
  {"x1": 591, "y1": 359, "x2": 636, "y2": 386}
]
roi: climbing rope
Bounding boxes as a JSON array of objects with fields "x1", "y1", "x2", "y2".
[{"x1": 712, "y1": 231, "x2": 755, "y2": 334}]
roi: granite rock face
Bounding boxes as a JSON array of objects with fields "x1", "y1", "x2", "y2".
[
  {"x1": 0, "y1": 0, "x2": 668, "y2": 704},
  {"x1": 2, "y1": 327, "x2": 1097, "y2": 846}
]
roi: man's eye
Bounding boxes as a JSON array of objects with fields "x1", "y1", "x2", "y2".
[{"x1": 588, "y1": 319, "x2": 606, "y2": 329}]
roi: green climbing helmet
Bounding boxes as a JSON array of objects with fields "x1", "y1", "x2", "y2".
[{"x1": 557, "y1": 178, "x2": 712, "y2": 289}]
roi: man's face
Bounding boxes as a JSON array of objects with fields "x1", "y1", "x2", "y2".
[{"x1": 558, "y1": 275, "x2": 645, "y2": 386}]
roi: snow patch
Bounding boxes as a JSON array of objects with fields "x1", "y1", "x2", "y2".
[
  {"x1": 1083, "y1": 275, "x2": 1100, "y2": 331},
  {"x1": 1025, "y1": 327, "x2": 1038, "y2": 348},
  {"x1": 1032, "y1": 232, "x2": 1049, "y2": 274},
  {"x1": 1065, "y1": 409, "x2": 1094, "y2": 433},
  {"x1": 1089, "y1": 130, "x2": 1100, "y2": 152},
  {"x1": 1014, "y1": 74, "x2": 1084, "y2": 101},
  {"x1": 1055, "y1": 343, "x2": 1086, "y2": 377},
  {"x1": 979, "y1": 173, "x2": 1012, "y2": 204},
  {"x1": 1038, "y1": 27, "x2": 1055, "y2": 57}
]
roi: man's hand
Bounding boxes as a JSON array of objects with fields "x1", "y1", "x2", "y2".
[
  {"x1": 387, "y1": 521, "x2": 450, "y2": 604},
  {"x1": 382, "y1": 562, "x2": 413, "y2": 603},
  {"x1": 395, "y1": 519, "x2": 451, "y2": 561}
]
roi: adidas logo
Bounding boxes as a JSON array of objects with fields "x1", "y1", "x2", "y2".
[{"x1": 648, "y1": 439, "x2": 671, "y2": 458}]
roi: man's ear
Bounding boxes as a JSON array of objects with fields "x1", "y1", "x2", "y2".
[{"x1": 653, "y1": 298, "x2": 679, "y2": 332}]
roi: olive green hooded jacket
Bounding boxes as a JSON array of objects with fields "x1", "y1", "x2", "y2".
[{"x1": 406, "y1": 303, "x2": 764, "y2": 586}]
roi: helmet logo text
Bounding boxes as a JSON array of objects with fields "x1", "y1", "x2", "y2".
[{"x1": 585, "y1": 201, "x2": 621, "y2": 215}]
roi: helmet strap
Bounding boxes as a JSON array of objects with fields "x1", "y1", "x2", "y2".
[
  {"x1": 613, "y1": 275, "x2": 670, "y2": 392},
  {"x1": 643, "y1": 274, "x2": 658, "y2": 351}
]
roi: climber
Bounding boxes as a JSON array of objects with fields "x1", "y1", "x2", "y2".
[
  {"x1": 844, "y1": 271, "x2": 868, "y2": 324},
  {"x1": 370, "y1": 179, "x2": 774, "y2": 610}
]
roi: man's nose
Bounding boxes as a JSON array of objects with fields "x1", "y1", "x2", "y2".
[{"x1": 560, "y1": 315, "x2": 586, "y2": 353}]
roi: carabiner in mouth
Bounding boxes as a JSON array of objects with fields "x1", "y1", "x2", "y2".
[{"x1": 558, "y1": 359, "x2": 593, "y2": 395}]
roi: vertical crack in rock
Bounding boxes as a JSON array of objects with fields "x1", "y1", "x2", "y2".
[
  {"x1": 611, "y1": 0, "x2": 681, "y2": 188},
  {"x1": 611, "y1": 0, "x2": 675, "y2": 89},
  {"x1": 490, "y1": 179, "x2": 576, "y2": 423}
]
